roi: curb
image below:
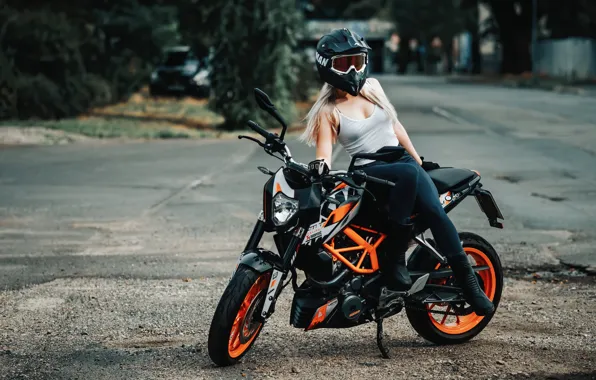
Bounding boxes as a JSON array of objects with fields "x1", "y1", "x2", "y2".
[
  {"x1": 552, "y1": 85, "x2": 587, "y2": 96},
  {"x1": 446, "y1": 76, "x2": 592, "y2": 97}
]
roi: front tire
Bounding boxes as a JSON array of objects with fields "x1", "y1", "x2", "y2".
[
  {"x1": 406, "y1": 232, "x2": 503, "y2": 344},
  {"x1": 208, "y1": 265, "x2": 271, "y2": 366}
]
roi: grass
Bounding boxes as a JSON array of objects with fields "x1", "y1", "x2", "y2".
[
  {"x1": 1, "y1": 86, "x2": 317, "y2": 142},
  {"x1": 0, "y1": 117, "x2": 214, "y2": 139},
  {"x1": 88, "y1": 88, "x2": 224, "y2": 130},
  {"x1": 1, "y1": 87, "x2": 223, "y2": 140}
]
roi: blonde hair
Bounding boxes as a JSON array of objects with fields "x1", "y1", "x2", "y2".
[{"x1": 299, "y1": 79, "x2": 399, "y2": 146}]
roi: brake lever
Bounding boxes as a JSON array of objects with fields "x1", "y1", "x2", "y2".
[{"x1": 238, "y1": 135, "x2": 265, "y2": 147}]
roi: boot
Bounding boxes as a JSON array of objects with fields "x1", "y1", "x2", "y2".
[
  {"x1": 382, "y1": 223, "x2": 414, "y2": 291},
  {"x1": 448, "y1": 253, "x2": 495, "y2": 316}
]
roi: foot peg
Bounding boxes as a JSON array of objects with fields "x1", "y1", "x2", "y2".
[
  {"x1": 378, "y1": 274, "x2": 429, "y2": 313},
  {"x1": 379, "y1": 287, "x2": 405, "y2": 309},
  {"x1": 407, "y1": 273, "x2": 429, "y2": 296}
]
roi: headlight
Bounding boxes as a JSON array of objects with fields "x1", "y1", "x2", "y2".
[
  {"x1": 193, "y1": 70, "x2": 210, "y2": 86},
  {"x1": 272, "y1": 192, "x2": 298, "y2": 226},
  {"x1": 150, "y1": 71, "x2": 159, "y2": 82}
]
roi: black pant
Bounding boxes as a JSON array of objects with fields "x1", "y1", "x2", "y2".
[{"x1": 356, "y1": 154, "x2": 462, "y2": 257}]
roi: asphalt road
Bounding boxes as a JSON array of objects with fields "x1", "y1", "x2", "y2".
[{"x1": 1, "y1": 76, "x2": 595, "y2": 379}]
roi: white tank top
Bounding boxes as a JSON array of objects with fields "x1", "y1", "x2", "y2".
[{"x1": 335, "y1": 104, "x2": 399, "y2": 166}]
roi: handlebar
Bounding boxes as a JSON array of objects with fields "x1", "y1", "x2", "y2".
[
  {"x1": 239, "y1": 121, "x2": 294, "y2": 165},
  {"x1": 238, "y1": 126, "x2": 395, "y2": 189},
  {"x1": 322, "y1": 170, "x2": 395, "y2": 188},
  {"x1": 363, "y1": 175, "x2": 395, "y2": 187},
  {"x1": 353, "y1": 170, "x2": 395, "y2": 187},
  {"x1": 246, "y1": 120, "x2": 270, "y2": 139},
  {"x1": 343, "y1": 170, "x2": 395, "y2": 187}
]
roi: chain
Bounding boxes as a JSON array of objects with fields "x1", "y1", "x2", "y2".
[{"x1": 404, "y1": 302, "x2": 468, "y2": 316}]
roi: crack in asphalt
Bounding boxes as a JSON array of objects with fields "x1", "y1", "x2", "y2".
[{"x1": 142, "y1": 143, "x2": 258, "y2": 217}]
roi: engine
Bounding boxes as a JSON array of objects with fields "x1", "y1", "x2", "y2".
[
  {"x1": 289, "y1": 276, "x2": 369, "y2": 330},
  {"x1": 289, "y1": 209, "x2": 386, "y2": 329}
]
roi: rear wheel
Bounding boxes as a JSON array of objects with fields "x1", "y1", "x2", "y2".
[
  {"x1": 208, "y1": 265, "x2": 271, "y2": 366},
  {"x1": 406, "y1": 232, "x2": 503, "y2": 344}
]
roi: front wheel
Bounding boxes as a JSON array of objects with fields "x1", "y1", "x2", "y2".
[
  {"x1": 406, "y1": 232, "x2": 503, "y2": 344},
  {"x1": 208, "y1": 265, "x2": 271, "y2": 366}
]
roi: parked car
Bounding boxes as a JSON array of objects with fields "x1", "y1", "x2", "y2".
[{"x1": 149, "y1": 46, "x2": 210, "y2": 97}]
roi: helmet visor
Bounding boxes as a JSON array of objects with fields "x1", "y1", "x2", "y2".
[{"x1": 331, "y1": 53, "x2": 367, "y2": 74}]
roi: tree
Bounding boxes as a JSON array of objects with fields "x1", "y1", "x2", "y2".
[
  {"x1": 209, "y1": 0, "x2": 302, "y2": 130},
  {"x1": 481, "y1": 0, "x2": 538, "y2": 74},
  {"x1": 173, "y1": 0, "x2": 220, "y2": 58},
  {"x1": 542, "y1": 0, "x2": 596, "y2": 39},
  {"x1": 301, "y1": 0, "x2": 384, "y2": 20},
  {"x1": 0, "y1": 0, "x2": 180, "y2": 119}
]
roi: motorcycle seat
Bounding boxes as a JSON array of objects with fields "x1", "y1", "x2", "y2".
[
  {"x1": 348, "y1": 146, "x2": 406, "y2": 170},
  {"x1": 426, "y1": 168, "x2": 478, "y2": 194}
]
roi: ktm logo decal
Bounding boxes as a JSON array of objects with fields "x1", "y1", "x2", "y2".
[{"x1": 316, "y1": 52, "x2": 329, "y2": 66}]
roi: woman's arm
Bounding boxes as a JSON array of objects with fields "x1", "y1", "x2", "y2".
[
  {"x1": 315, "y1": 108, "x2": 334, "y2": 169},
  {"x1": 393, "y1": 119, "x2": 422, "y2": 165}
]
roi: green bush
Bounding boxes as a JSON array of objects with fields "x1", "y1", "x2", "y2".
[
  {"x1": 291, "y1": 50, "x2": 320, "y2": 102},
  {"x1": 0, "y1": 2, "x2": 179, "y2": 121},
  {"x1": 0, "y1": 51, "x2": 18, "y2": 119},
  {"x1": 209, "y1": 0, "x2": 303, "y2": 130},
  {"x1": 15, "y1": 74, "x2": 67, "y2": 119}
]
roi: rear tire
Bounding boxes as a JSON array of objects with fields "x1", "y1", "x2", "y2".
[
  {"x1": 208, "y1": 265, "x2": 271, "y2": 366},
  {"x1": 406, "y1": 232, "x2": 503, "y2": 344}
]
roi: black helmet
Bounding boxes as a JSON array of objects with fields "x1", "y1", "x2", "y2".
[{"x1": 315, "y1": 28, "x2": 371, "y2": 96}]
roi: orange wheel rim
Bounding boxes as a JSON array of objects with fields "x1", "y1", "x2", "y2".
[
  {"x1": 228, "y1": 272, "x2": 270, "y2": 358},
  {"x1": 428, "y1": 247, "x2": 496, "y2": 334}
]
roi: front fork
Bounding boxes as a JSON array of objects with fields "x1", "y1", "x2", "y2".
[
  {"x1": 236, "y1": 211, "x2": 306, "y2": 319},
  {"x1": 260, "y1": 225, "x2": 305, "y2": 318},
  {"x1": 244, "y1": 212, "x2": 266, "y2": 252}
]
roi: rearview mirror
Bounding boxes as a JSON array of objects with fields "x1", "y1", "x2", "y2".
[
  {"x1": 253, "y1": 88, "x2": 288, "y2": 140},
  {"x1": 254, "y1": 88, "x2": 275, "y2": 112}
]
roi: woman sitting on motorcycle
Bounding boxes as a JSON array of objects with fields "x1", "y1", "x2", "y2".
[{"x1": 300, "y1": 28, "x2": 494, "y2": 316}]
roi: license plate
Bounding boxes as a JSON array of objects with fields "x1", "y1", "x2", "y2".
[
  {"x1": 474, "y1": 189, "x2": 504, "y2": 228},
  {"x1": 168, "y1": 85, "x2": 184, "y2": 91}
]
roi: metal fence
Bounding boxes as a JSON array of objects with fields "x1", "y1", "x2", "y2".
[{"x1": 535, "y1": 38, "x2": 596, "y2": 80}]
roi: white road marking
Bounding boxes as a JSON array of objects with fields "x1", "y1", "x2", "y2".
[
  {"x1": 432, "y1": 106, "x2": 470, "y2": 125},
  {"x1": 432, "y1": 106, "x2": 502, "y2": 138},
  {"x1": 142, "y1": 143, "x2": 258, "y2": 217}
]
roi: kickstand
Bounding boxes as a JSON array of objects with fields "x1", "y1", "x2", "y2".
[{"x1": 376, "y1": 318, "x2": 390, "y2": 359}]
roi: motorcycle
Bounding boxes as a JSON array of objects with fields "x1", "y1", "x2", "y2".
[{"x1": 208, "y1": 88, "x2": 505, "y2": 366}]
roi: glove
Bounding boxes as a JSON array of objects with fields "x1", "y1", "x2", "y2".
[
  {"x1": 420, "y1": 156, "x2": 440, "y2": 171},
  {"x1": 308, "y1": 159, "x2": 329, "y2": 176}
]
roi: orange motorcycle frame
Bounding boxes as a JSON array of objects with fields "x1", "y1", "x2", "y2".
[{"x1": 322, "y1": 224, "x2": 386, "y2": 275}]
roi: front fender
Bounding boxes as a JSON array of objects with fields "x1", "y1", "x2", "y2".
[{"x1": 236, "y1": 249, "x2": 276, "y2": 274}]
